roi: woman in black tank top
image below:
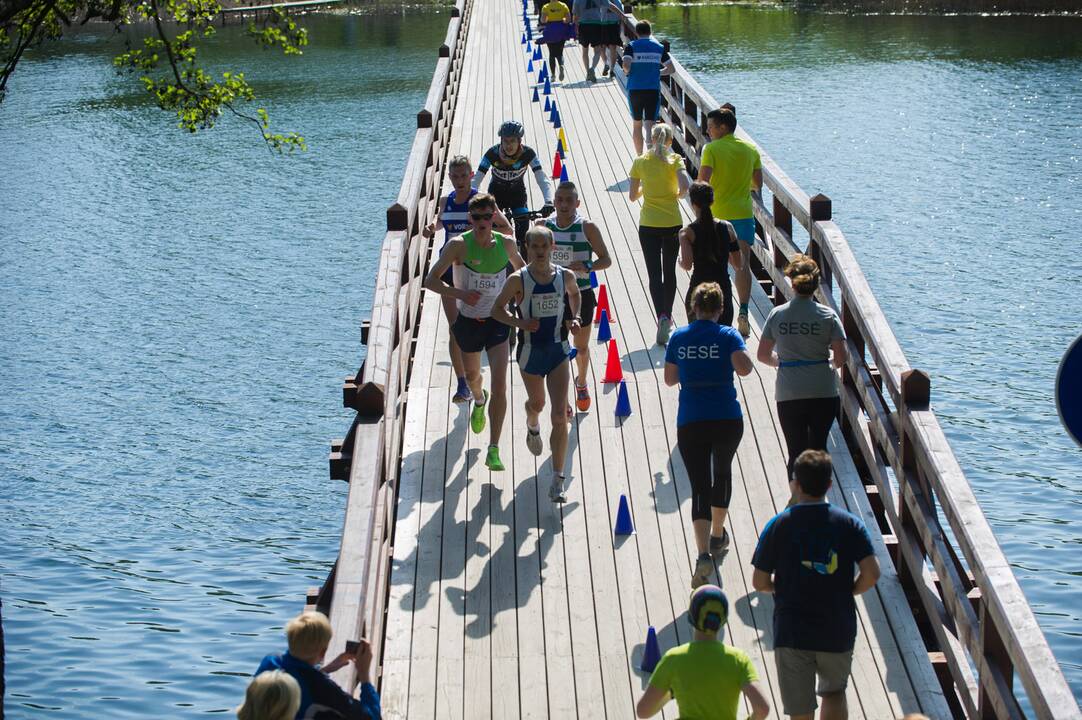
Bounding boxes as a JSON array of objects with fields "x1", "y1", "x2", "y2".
[{"x1": 679, "y1": 181, "x2": 742, "y2": 326}]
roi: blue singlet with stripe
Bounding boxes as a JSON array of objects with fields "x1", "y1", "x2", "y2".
[{"x1": 441, "y1": 188, "x2": 477, "y2": 242}]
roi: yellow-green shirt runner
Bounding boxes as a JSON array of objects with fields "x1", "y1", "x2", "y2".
[
  {"x1": 648, "y1": 641, "x2": 758, "y2": 720},
  {"x1": 700, "y1": 134, "x2": 762, "y2": 220}
]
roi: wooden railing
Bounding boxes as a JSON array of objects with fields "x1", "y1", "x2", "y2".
[
  {"x1": 617, "y1": 9, "x2": 1078, "y2": 719},
  {"x1": 315, "y1": 0, "x2": 475, "y2": 695}
]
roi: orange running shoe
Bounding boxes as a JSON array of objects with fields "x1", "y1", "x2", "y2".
[{"x1": 575, "y1": 383, "x2": 591, "y2": 412}]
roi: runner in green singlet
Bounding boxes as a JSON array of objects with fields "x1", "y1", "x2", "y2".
[
  {"x1": 542, "y1": 181, "x2": 612, "y2": 412},
  {"x1": 424, "y1": 193, "x2": 526, "y2": 471}
]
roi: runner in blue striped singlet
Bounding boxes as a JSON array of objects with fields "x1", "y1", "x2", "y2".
[
  {"x1": 424, "y1": 156, "x2": 513, "y2": 403},
  {"x1": 493, "y1": 226, "x2": 581, "y2": 503},
  {"x1": 543, "y1": 181, "x2": 612, "y2": 413}
]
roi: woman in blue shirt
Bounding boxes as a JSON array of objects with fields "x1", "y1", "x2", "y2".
[{"x1": 665, "y1": 282, "x2": 753, "y2": 588}]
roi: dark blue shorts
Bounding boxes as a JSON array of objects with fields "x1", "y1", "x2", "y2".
[
  {"x1": 452, "y1": 315, "x2": 510, "y2": 354},
  {"x1": 629, "y1": 89, "x2": 660, "y2": 122},
  {"x1": 517, "y1": 341, "x2": 571, "y2": 376}
]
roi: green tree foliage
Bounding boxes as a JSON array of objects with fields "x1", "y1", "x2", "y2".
[{"x1": 0, "y1": 0, "x2": 308, "y2": 150}]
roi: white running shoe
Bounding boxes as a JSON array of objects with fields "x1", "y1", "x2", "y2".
[
  {"x1": 526, "y1": 426, "x2": 543, "y2": 456},
  {"x1": 656, "y1": 315, "x2": 672, "y2": 346},
  {"x1": 691, "y1": 553, "x2": 714, "y2": 589},
  {"x1": 549, "y1": 475, "x2": 567, "y2": 503},
  {"x1": 736, "y1": 313, "x2": 751, "y2": 338}
]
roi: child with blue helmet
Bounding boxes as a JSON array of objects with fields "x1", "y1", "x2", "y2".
[{"x1": 636, "y1": 586, "x2": 770, "y2": 720}]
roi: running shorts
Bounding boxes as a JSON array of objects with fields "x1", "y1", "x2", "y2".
[
  {"x1": 517, "y1": 341, "x2": 571, "y2": 376},
  {"x1": 452, "y1": 316, "x2": 510, "y2": 353},
  {"x1": 729, "y1": 217, "x2": 756, "y2": 246},
  {"x1": 578, "y1": 23, "x2": 606, "y2": 47},
  {"x1": 628, "y1": 89, "x2": 661, "y2": 121},
  {"x1": 775, "y1": 647, "x2": 854, "y2": 716},
  {"x1": 601, "y1": 23, "x2": 622, "y2": 46},
  {"x1": 563, "y1": 287, "x2": 596, "y2": 327}
]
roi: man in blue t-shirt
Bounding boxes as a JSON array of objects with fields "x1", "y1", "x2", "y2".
[
  {"x1": 621, "y1": 20, "x2": 673, "y2": 155},
  {"x1": 751, "y1": 450, "x2": 880, "y2": 720}
]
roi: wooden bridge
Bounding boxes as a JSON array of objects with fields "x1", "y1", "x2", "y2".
[{"x1": 310, "y1": 0, "x2": 1080, "y2": 717}]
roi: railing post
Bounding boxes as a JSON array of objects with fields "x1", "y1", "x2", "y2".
[
  {"x1": 772, "y1": 196, "x2": 792, "y2": 306},
  {"x1": 840, "y1": 298, "x2": 864, "y2": 389},
  {"x1": 978, "y1": 595, "x2": 1018, "y2": 719},
  {"x1": 387, "y1": 203, "x2": 408, "y2": 231},
  {"x1": 809, "y1": 193, "x2": 832, "y2": 287},
  {"x1": 895, "y1": 368, "x2": 931, "y2": 593}
]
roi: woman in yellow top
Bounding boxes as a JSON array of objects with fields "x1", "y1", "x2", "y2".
[
  {"x1": 629, "y1": 123, "x2": 691, "y2": 345},
  {"x1": 539, "y1": 0, "x2": 573, "y2": 81}
]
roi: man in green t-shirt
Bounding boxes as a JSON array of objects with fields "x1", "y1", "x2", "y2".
[
  {"x1": 636, "y1": 585, "x2": 771, "y2": 720},
  {"x1": 699, "y1": 106, "x2": 763, "y2": 339}
]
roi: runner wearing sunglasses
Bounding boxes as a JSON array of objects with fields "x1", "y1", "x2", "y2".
[{"x1": 424, "y1": 193, "x2": 526, "y2": 471}]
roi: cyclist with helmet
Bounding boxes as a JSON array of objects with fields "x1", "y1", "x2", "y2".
[
  {"x1": 636, "y1": 586, "x2": 770, "y2": 720},
  {"x1": 472, "y1": 120, "x2": 555, "y2": 251}
]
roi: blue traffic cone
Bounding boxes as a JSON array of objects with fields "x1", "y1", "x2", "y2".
[
  {"x1": 560, "y1": 163, "x2": 569, "y2": 182},
  {"x1": 534, "y1": 47, "x2": 543, "y2": 62},
  {"x1": 596, "y1": 309, "x2": 611, "y2": 342},
  {"x1": 641, "y1": 627, "x2": 661, "y2": 673},
  {"x1": 549, "y1": 102, "x2": 557, "y2": 123},
  {"x1": 615, "y1": 494, "x2": 634, "y2": 535},
  {"x1": 528, "y1": 59, "x2": 534, "y2": 73},
  {"x1": 532, "y1": 87, "x2": 540, "y2": 103},
  {"x1": 589, "y1": 270, "x2": 599, "y2": 289},
  {"x1": 539, "y1": 64, "x2": 549, "y2": 82},
  {"x1": 521, "y1": 33, "x2": 527, "y2": 44},
  {"x1": 527, "y1": 41, "x2": 533, "y2": 55},
  {"x1": 615, "y1": 380, "x2": 632, "y2": 418},
  {"x1": 544, "y1": 96, "x2": 551, "y2": 112},
  {"x1": 543, "y1": 78, "x2": 551, "y2": 96},
  {"x1": 556, "y1": 137, "x2": 565, "y2": 159},
  {"x1": 553, "y1": 110, "x2": 562, "y2": 129}
]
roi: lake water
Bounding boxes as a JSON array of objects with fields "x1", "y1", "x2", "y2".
[{"x1": 1, "y1": 4, "x2": 1079, "y2": 716}]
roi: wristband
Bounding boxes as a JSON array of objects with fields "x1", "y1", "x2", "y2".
[{"x1": 583, "y1": 260, "x2": 593, "y2": 271}]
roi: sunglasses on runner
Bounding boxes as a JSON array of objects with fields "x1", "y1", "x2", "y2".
[{"x1": 470, "y1": 212, "x2": 494, "y2": 221}]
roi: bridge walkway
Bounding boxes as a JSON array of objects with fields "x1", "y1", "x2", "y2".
[{"x1": 374, "y1": 0, "x2": 949, "y2": 716}]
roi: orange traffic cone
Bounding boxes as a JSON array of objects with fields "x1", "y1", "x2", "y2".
[
  {"x1": 602, "y1": 339, "x2": 623, "y2": 384},
  {"x1": 552, "y1": 152, "x2": 563, "y2": 180},
  {"x1": 594, "y1": 283, "x2": 613, "y2": 324}
]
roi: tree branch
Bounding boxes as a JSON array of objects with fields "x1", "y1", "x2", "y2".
[{"x1": 0, "y1": 0, "x2": 57, "y2": 97}]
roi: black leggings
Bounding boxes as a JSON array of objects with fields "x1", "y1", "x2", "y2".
[
  {"x1": 777, "y1": 397, "x2": 839, "y2": 478},
  {"x1": 547, "y1": 41, "x2": 565, "y2": 71},
  {"x1": 638, "y1": 225, "x2": 680, "y2": 319},
  {"x1": 677, "y1": 418, "x2": 744, "y2": 521},
  {"x1": 686, "y1": 277, "x2": 734, "y2": 326}
]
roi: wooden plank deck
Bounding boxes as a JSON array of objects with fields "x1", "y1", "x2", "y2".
[{"x1": 379, "y1": 0, "x2": 951, "y2": 716}]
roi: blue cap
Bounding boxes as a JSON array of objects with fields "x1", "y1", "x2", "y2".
[{"x1": 688, "y1": 585, "x2": 728, "y2": 632}]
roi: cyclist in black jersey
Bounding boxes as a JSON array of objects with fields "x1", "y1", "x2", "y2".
[{"x1": 472, "y1": 121, "x2": 555, "y2": 250}]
